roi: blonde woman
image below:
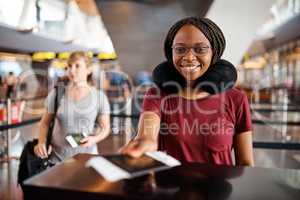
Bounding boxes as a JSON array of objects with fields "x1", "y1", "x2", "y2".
[{"x1": 34, "y1": 52, "x2": 110, "y2": 162}]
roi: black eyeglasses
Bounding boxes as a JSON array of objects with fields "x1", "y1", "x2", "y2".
[{"x1": 172, "y1": 45, "x2": 210, "y2": 56}]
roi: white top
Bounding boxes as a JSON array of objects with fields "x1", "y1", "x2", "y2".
[{"x1": 45, "y1": 87, "x2": 110, "y2": 162}]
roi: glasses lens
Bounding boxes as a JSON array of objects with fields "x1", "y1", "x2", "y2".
[
  {"x1": 193, "y1": 46, "x2": 209, "y2": 54},
  {"x1": 174, "y1": 47, "x2": 187, "y2": 55}
]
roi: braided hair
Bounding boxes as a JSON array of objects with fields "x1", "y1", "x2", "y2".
[
  {"x1": 164, "y1": 17, "x2": 226, "y2": 65},
  {"x1": 153, "y1": 17, "x2": 237, "y2": 94}
]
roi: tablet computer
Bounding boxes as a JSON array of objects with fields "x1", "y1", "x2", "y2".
[{"x1": 86, "y1": 152, "x2": 181, "y2": 182}]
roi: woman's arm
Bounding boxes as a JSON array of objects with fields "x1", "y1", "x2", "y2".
[
  {"x1": 80, "y1": 114, "x2": 110, "y2": 147},
  {"x1": 121, "y1": 111, "x2": 161, "y2": 157},
  {"x1": 34, "y1": 112, "x2": 53, "y2": 158},
  {"x1": 234, "y1": 131, "x2": 254, "y2": 166},
  {"x1": 94, "y1": 114, "x2": 111, "y2": 142}
]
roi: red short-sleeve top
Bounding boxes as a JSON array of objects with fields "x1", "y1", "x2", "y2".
[{"x1": 141, "y1": 86, "x2": 252, "y2": 165}]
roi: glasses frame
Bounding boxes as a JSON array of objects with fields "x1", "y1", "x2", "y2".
[{"x1": 172, "y1": 45, "x2": 210, "y2": 56}]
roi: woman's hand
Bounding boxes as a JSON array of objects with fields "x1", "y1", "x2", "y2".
[
  {"x1": 120, "y1": 138, "x2": 158, "y2": 158},
  {"x1": 34, "y1": 143, "x2": 52, "y2": 159},
  {"x1": 80, "y1": 135, "x2": 98, "y2": 148}
]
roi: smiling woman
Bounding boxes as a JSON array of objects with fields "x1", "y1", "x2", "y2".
[
  {"x1": 121, "y1": 17, "x2": 254, "y2": 166},
  {"x1": 172, "y1": 25, "x2": 213, "y2": 84}
]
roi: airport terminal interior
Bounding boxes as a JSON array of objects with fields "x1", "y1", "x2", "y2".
[{"x1": 1, "y1": 0, "x2": 300, "y2": 199}]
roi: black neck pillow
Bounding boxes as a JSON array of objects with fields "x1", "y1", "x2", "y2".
[{"x1": 152, "y1": 59, "x2": 237, "y2": 94}]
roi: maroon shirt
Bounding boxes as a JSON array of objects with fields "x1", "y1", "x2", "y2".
[{"x1": 141, "y1": 87, "x2": 252, "y2": 165}]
